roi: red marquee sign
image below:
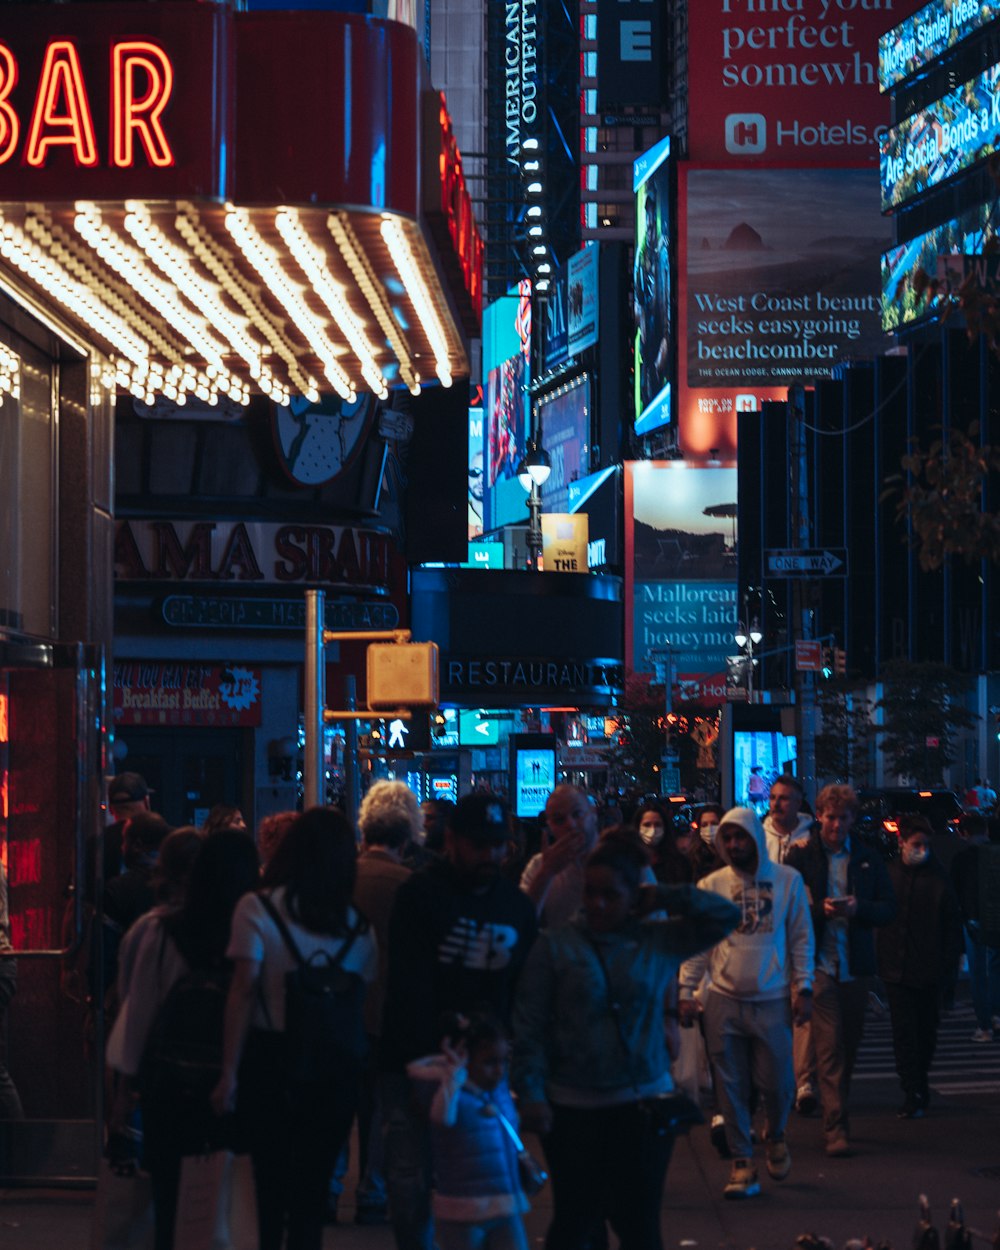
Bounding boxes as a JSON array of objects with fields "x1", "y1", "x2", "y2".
[{"x1": 423, "y1": 92, "x2": 484, "y2": 327}]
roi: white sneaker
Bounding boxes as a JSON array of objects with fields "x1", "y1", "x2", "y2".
[{"x1": 971, "y1": 1027, "x2": 993, "y2": 1043}]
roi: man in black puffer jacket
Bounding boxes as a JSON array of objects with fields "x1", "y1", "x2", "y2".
[{"x1": 877, "y1": 814, "x2": 963, "y2": 1119}]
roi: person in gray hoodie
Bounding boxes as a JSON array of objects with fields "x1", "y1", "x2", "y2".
[{"x1": 679, "y1": 806, "x2": 814, "y2": 1200}]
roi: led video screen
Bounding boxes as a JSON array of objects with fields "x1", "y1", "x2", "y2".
[
  {"x1": 879, "y1": 0, "x2": 998, "y2": 91},
  {"x1": 482, "y1": 281, "x2": 532, "y2": 533},
  {"x1": 634, "y1": 136, "x2": 673, "y2": 437},
  {"x1": 538, "y1": 376, "x2": 590, "y2": 515},
  {"x1": 880, "y1": 65, "x2": 1000, "y2": 210}
]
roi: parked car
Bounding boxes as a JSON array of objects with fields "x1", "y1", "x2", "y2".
[{"x1": 857, "y1": 787, "x2": 964, "y2": 841}]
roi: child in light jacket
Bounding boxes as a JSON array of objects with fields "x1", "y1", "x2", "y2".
[{"x1": 407, "y1": 1013, "x2": 532, "y2": 1250}]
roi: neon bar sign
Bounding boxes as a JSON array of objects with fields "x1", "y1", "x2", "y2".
[{"x1": 0, "y1": 38, "x2": 175, "y2": 168}]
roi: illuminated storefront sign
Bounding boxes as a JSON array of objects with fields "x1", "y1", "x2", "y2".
[
  {"x1": 879, "y1": 0, "x2": 998, "y2": 91},
  {"x1": 503, "y1": 0, "x2": 539, "y2": 160},
  {"x1": 880, "y1": 64, "x2": 1000, "y2": 210},
  {"x1": 0, "y1": 3, "x2": 476, "y2": 406},
  {"x1": 113, "y1": 662, "x2": 263, "y2": 727},
  {"x1": 634, "y1": 136, "x2": 673, "y2": 436}
]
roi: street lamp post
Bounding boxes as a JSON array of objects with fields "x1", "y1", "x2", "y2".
[
  {"x1": 733, "y1": 617, "x2": 763, "y2": 702},
  {"x1": 517, "y1": 440, "x2": 551, "y2": 570}
]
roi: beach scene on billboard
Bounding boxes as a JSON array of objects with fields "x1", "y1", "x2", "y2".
[
  {"x1": 685, "y1": 168, "x2": 890, "y2": 389},
  {"x1": 881, "y1": 201, "x2": 991, "y2": 332},
  {"x1": 482, "y1": 281, "x2": 532, "y2": 532},
  {"x1": 630, "y1": 464, "x2": 737, "y2": 701},
  {"x1": 881, "y1": 64, "x2": 1000, "y2": 211},
  {"x1": 879, "y1": 1, "x2": 999, "y2": 92},
  {"x1": 634, "y1": 137, "x2": 673, "y2": 436}
]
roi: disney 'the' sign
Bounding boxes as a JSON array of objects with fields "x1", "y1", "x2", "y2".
[{"x1": 0, "y1": 40, "x2": 175, "y2": 168}]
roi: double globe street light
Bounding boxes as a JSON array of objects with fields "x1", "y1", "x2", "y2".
[
  {"x1": 731, "y1": 618, "x2": 763, "y2": 702},
  {"x1": 516, "y1": 440, "x2": 551, "y2": 571}
]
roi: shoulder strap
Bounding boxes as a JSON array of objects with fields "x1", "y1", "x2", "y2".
[{"x1": 259, "y1": 892, "x2": 361, "y2": 972}]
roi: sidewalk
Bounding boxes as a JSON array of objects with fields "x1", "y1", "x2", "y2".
[{"x1": 3, "y1": 1068, "x2": 999, "y2": 1249}]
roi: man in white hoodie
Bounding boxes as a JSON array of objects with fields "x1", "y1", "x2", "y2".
[
  {"x1": 679, "y1": 806, "x2": 814, "y2": 1200},
  {"x1": 763, "y1": 774, "x2": 813, "y2": 864}
]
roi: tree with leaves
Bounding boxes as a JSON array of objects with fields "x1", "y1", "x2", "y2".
[
  {"x1": 888, "y1": 422, "x2": 1000, "y2": 570},
  {"x1": 815, "y1": 681, "x2": 874, "y2": 786},
  {"x1": 874, "y1": 660, "x2": 977, "y2": 784}
]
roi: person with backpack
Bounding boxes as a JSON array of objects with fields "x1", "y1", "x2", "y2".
[
  {"x1": 210, "y1": 807, "x2": 378, "y2": 1250},
  {"x1": 110, "y1": 829, "x2": 261, "y2": 1250}
]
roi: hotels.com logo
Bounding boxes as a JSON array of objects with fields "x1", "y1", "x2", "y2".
[{"x1": 725, "y1": 113, "x2": 766, "y2": 154}]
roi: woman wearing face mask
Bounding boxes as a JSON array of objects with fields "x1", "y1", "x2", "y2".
[
  {"x1": 689, "y1": 805, "x2": 725, "y2": 883},
  {"x1": 635, "y1": 801, "x2": 692, "y2": 885},
  {"x1": 876, "y1": 815, "x2": 963, "y2": 1119}
]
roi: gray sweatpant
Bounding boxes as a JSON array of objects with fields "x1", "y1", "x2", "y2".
[{"x1": 702, "y1": 989, "x2": 795, "y2": 1160}]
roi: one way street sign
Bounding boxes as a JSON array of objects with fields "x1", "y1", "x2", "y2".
[{"x1": 765, "y1": 548, "x2": 848, "y2": 577}]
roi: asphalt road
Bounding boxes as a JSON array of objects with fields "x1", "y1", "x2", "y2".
[{"x1": 3, "y1": 1000, "x2": 998, "y2": 1250}]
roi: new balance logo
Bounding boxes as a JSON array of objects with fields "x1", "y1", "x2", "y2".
[
  {"x1": 725, "y1": 113, "x2": 766, "y2": 155},
  {"x1": 438, "y1": 919, "x2": 519, "y2": 969}
]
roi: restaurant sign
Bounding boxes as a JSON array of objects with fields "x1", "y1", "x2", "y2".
[{"x1": 113, "y1": 661, "x2": 263, "y2": 727}]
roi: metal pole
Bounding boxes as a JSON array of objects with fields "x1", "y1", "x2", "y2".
[
  {"x1": 304, "y1": 589, "x2": 325, "y2": 809},
  {"x1": 527, "y1": 483, "x2": 542, "y2": 570},
  {"x1": 344, "y1": 674, "x2": 361, "y2": 830},
  {"x1": 789, "y1": 385, "x2": 817, "y2": 800}
]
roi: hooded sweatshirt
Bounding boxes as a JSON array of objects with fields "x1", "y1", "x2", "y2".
[
  {"x1": 679, "y1": 806, "x2": 814, "y2": 1002},
  {"x1": 763, "y1": 811, "x2": 814, "y2": 865}
]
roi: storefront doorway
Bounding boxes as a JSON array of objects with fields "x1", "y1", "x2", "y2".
[{"x1": 117, "y1": 727, "x2": 247, "y2": 829}]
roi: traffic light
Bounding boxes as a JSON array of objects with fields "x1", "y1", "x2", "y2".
[
  {"x1": 821, "y1": 647, "x2": 833, "y2": 679},
  {"x1": 834, "y1": 647, "x2": 846, "y2": 676}
]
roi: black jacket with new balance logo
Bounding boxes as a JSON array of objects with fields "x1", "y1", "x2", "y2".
[{"x1": 378, "y1": 858, "x2": 538, "y2": 1071}]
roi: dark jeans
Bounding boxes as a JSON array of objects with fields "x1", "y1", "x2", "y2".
[
  {"x1": 542, "y1": 1101, "x2": 675, "y2": 1250},
  {"x1": 884, "y1": 981, "x2": 941, "y2": 1099},
  {"x1": 240, "y1": 1030, "x2": 358, "y2": 1250}
]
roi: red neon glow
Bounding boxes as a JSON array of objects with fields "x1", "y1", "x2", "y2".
[
  {"x1": 0, "y1": 45, "x2": 19, "y2": 165},
  {"x1": 7, "y1": 839, "x2": 41, "y2": 887},
  {"x1": 1, "y1": 771, "x2": 7, "y2": 822},
  {"x1": 112, "y1": 42, "x2": 175, "y2": 168},
  {"x1": 437, "y1": 95, "x2": 483, "y2": 320},
  {"x1": 0, "y1": 693, "x2": 7, "y2": 744},
  {"x1": 25, "y1": 40, "x2": 98, "y2": 167}
]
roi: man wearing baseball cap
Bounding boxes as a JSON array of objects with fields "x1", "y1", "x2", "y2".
[
  {"x1": 100, "y1": 772, "x2": 155, "y2": 888},
  {"x1": 379, "y1": 792, "x2": 538, "y2": 1250}
]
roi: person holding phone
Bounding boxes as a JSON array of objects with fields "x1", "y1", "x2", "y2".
[{"x1": 785, "y1": 785, "x2": 896, "y2": 1158}]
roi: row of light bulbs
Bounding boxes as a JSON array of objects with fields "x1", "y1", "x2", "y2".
[
  {"x1": 0, "y1": 342, "x2": 20, "y2": 406},
  {"x1": 0, "y1": 199, "x2": 463, "y2": 406}
]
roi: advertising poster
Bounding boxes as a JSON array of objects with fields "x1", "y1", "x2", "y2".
[
  {"x1": 541, "y1": 513, "x2": 589, "y2": 573},
  {"x1": 879, "y1": 0, "x2": 999, "y2": 91},
  {"x1": 634, "y1": 136, "x2": 673, "y2": 436},
  {"x1": 881, "y1": 201, "x2": 991, "y2": 332},
  {"x1": 683, "y1": 166, "x2": 891, "y2": 392},
  {"x1": 880, "y1": 64, "x2": 1000, "y2": 210},
  {"x1": 542, "y1": 272, "x2": 569, "y2": 372},
  {"x1": 513, "y1": 746, "x2": 557, "y2": 817},
  {"x1": 468, "y1": 405, "x2": 484, "y2": 538},
  {"x1": 539, "y1": 376, "x2": 590, "y2": 515},
  {"x1": 113, "y1": 662, "x2": 263, "y2": 727},
  {"x1": 567, "y1": 245, "x2": 599, "y2": 355},
  {"x1": 482, "y1": 281, "x2": 532, "y2": 532},
  {"x1": 686, "y1": 0, "x2": 925, "y2": 164},
  {"x1": 626, "y1": 462, "x2": 738, "y2": 707}
]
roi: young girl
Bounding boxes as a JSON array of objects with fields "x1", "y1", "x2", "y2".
[{"x1": 408, "y1": 1014, "x2": 533, "y2": 1250}]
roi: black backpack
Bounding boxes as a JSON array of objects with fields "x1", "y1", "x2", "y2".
[
  {"x1": 139, "y1": 923, "x2": 230, "y2": 1112},
  {"x1": 259, "y1": 893, "x2": 368, "y2": 1086}
]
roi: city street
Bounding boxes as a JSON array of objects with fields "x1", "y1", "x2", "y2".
[{"x1": 3, "y1": 999, "x2": 998, "y2": 1250}]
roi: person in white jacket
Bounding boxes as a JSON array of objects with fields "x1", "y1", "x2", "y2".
[
  {"x1": 762, "y1": 775, "x2": 813, "y2": 865},
  {"x1": 679, "y1": 806, "x2": 814, "y2": 1201}
]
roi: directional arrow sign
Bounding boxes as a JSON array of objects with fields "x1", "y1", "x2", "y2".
[{"x1": 765, "y1": 548, "x2": 848, "y2": 578}]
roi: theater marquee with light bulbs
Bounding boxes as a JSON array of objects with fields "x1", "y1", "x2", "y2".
[{"x1": 0, "y1": 1, "x2": 481, "y2": 409}]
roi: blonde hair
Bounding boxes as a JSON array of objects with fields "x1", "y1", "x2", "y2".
[
  {"x1": 815, "y1": 783, "x2": 858, "y2": 816},
  {"x1": 358, "y1": 780, "x2": 421, "y2": 848}
]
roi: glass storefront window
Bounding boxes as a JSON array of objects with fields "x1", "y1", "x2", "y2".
[{"x1": 0, "y1": 326, "x2": 55, "y2": 639}]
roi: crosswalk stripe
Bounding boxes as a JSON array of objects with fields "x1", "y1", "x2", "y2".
[{"x1": 849, "y1": 1001, "x2": 1000, "y2": 1093}]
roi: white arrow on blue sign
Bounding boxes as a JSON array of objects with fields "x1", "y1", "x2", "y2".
[{"x1": 765, "y1": 548, "x2": 848, "y2": 577}]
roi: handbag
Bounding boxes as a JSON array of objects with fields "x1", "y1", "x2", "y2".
[
  {"x1": 585, "y1": 935, "x2": 705, "y2": 1138},
  {"x1": 173, "y1": 1151, "x2": 229, "y2": 1250},
  {"x1": 493, "y1": 1106, "x2": 549, "y2": 1198}
]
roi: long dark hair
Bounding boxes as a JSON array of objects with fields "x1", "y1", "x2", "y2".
[
  {"x1": 586, "y1": 829, "x2": 649, "y2": 896},
  {"x1": 167, "y1": 828, "x2": 260, "y2": 967},
  {"x1": 262, "y1": 806, "x2": 358, "y2": 935}
]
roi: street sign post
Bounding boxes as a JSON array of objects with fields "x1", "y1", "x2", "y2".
[
  {"x1": 765, "y1": 548, "x2": 848, "y2": 577},
  {"x1": 794, "y1": 640, "x2": 824, "y2": 672}
]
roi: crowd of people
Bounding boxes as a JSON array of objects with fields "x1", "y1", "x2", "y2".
[{"x1": 2, "y1": 767, "x2": 997, "y2": 1250}]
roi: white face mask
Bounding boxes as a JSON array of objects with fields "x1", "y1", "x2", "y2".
[
  {"x1": 902, "y1": 845, "x2": 929, "y2": 867},
  {"x1": 639, "y1": 820, "x2": 664, "y2": 847},
  {"x1": 700, "y1": 823, "x2": 718, "y2": 847}
]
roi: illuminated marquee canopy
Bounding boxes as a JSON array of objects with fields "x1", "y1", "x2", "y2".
[{"x1": 0, "y1": 3, "x2": 480, "y2": 407}]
